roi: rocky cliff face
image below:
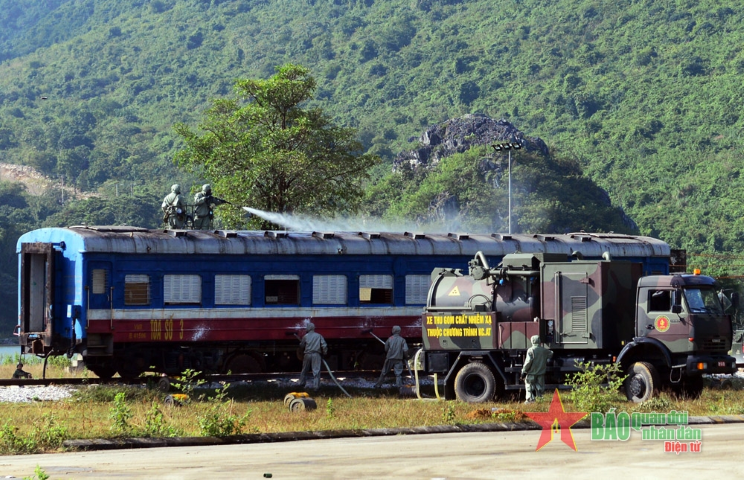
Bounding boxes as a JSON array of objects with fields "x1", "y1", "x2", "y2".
[
  {"x1": 394, "y1": 114, "x2": 550, "y2": 170},
  {"x1": 391, "y1": 114, "x2": 638, "y2": 233}
]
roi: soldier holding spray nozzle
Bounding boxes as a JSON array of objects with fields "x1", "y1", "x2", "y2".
[
  {"x1": 374, "y1": 326, "x2": 409, "y2": 388},
  {"x1": 193, "y1": 184, "x2": 230, "y2": 230},
  {"x1": 297, "y1": 322, "x2": 327, "y2": 390}
]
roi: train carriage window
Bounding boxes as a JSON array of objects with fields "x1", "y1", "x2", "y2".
[
  {"x1": 313, "y1": 275, "x2": 347, "y2": 305},
  {"x1": 215, "y1": 275, "x2": 252, "y2": 305},
  {"x1": 405, "y1": 275, "x2": 431, "y2": 304},
  {"x1": 164, "y1": 274, "x2": 202, "y2": 305},
  {"x1": 360, "y1": 275, "x2": 393, "y2": 304},
  {"x1": 265, "y1": 275, "x2": 300, "y2": 305},
  {"x1": 92, "y1": 269, "x2": 107, "y2": 294},
  {"x1": 125, "y1": 274, "x2": 150, "y2": 306}
]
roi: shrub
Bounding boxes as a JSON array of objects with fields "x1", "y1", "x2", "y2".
[
  {"x1": 0, "y1": 413, "x2": 68, "y2": 454},
  {"x1": 326, "y1": 398, "x2": 335, "y2": 419},
  {"x1": 566, "y1": 361, "x2": 626, "y2": 413},
  {"x1": 171, "y1": 369, "x2": 205, "y2": 401},
  {"x1": 33, "y1": 413, "x2": 68, "y2": 450},
  {"x1": 142, "y1": 401, "x2": 180, "y2": 437},
  {"x1": 0, "y1": 423, "x2": 34, "y2": 454},
  {"x1": 441, "y1": 403, "x2": 456, "y2": 424},
  {"x1": 109, "y1": 392, "x2": 133, "y2": 436},
  {"x1": 197, "y1": 384, "x2": 251, "y2": 437}
]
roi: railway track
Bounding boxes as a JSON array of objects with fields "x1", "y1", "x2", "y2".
[{"x1": 0, "y1": 371, "x2": 381, "y2": 389}]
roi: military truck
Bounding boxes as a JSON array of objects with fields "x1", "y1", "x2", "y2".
[{"x1": 422, "y1": 251, "x2": 737, "y2": 403}]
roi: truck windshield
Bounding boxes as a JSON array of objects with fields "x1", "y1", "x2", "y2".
[{"x1": 684, "y1": 288, "x2": 724, "y2": 314}]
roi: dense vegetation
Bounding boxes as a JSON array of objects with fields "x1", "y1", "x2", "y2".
[
  {"x1": 1, "y1": 0, "x2": 744, "y2": 330},
  {"x1": 175, "y1": 63, "x2": 380, "y2": 228}
]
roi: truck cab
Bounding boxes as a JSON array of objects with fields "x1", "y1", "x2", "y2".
[{"x1": 618, "y1": 273, "x2": 737, "y2": 401}]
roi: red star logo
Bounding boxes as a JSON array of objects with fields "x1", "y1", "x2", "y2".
[{"x1": 524, "y1": 389, "x2": 587, "y2": 451}]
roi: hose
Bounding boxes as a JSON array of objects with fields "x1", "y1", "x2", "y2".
[
  {"x1": 414, "y1": 348, "x2": 423, "y2": 399},
  {"x1": 322, "y1": 359, "x2": 352, "y2": 398},
  {"x1": 413, "y1": 348, "x2": 442, "y2": 402}
]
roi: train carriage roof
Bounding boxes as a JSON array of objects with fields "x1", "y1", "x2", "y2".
[{"x1": 17, "y1": 226, "x2": 671, "y2": 258}]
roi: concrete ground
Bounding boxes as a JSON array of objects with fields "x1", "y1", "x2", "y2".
[{"x1": 1, "y1": 423, "x2": 739, "y2": 479}]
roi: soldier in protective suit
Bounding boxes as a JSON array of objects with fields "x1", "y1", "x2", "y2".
[
  {"x1": 521, "y1": 335, "x2": 553, "y2": 403},
  {"x1": 161, "y1": 184, "x2": 186, "y2": 229},
  {"x1": 193, "y1": 184, "x2": 229, "y2": 230},
  {"x1": 298, "y1": 323, "x2": 327, "y2": 390},
  {"x1": 374, "y1": 325, "x2": 409, "y2": 388}
]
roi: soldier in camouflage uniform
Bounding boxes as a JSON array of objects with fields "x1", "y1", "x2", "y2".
[
  {"x1": 161, "y1": 184, "x2": 186, "y2": 229},
  {"x1": 193, "y1": 184, "x2": 229, "y2": 230},
  {"x1": 374, "y1": 326, "x2": 409, "y2": 388},
  {"x1": 521, "y1": 335, "x2": 552, "y2": 403},
  {"x1": 298, "y1": 323, "x2": 327, "y2": 390}
]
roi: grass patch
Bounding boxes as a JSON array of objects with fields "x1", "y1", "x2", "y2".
[
  {"x1": 0, "y1": 412, "x2": 68, "y2": 454},
  {"x1": 0, "y1": 379, "x2": 743, "y2": 454},
  {"x1": 71, "y1": 385, "x2": 159, "y2": 403}
]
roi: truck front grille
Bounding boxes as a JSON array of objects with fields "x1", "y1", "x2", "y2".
[{"x1": 702, "y1": 338, "x2": 730, "y2": 353}]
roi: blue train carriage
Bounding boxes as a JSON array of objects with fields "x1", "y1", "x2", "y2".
[{"x1": 16, "y1": 226, "x2": 677, "y2": 378}]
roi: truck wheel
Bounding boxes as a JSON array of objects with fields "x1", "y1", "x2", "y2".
[
  {"x1": 454, "y1": 362, "x2": 496, "y2": 403},
  {"x1": 624, "y1": 362, "x2": 659, "y2": 403}
]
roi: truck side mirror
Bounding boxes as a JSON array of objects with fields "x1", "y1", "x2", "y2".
[{"x1": 672, "y1": 305, "x2": 682, "y2": 314}]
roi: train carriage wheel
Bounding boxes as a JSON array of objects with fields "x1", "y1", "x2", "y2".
[{"x1": 225, "y1": 353, "x2": 263, "y2": 374}]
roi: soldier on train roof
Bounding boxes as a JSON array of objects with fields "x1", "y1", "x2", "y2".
[
  {"x1": 193, "y1": 184, "x2": 229, "y2": 230},
  {"x1": 161, "y1": 184, "x2": 186, "y2": 229}
]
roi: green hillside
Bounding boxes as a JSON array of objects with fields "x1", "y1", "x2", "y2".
[{"x1": 0, "y1": 0, "x2": 743, "y2": 260}]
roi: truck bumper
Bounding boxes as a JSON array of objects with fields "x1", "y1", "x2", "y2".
[{"x1": 685, "y1": 354, "x2": 737, "y2": 375}]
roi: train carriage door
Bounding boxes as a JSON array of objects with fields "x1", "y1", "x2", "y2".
[
  {"x1": 87, "y1": 262, "x2": 113, "y2": 312},
  {"x1": 20, "y1": 243, "x2": 55, "y2": 350}
]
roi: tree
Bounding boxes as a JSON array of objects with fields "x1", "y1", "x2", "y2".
[{"x1": 174, "y1": 64, "x2": 380, "y2": 229}]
